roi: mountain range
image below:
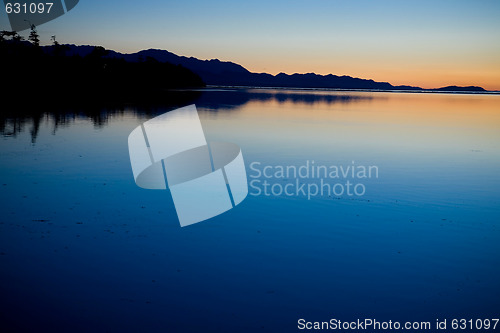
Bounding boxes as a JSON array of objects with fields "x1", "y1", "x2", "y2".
[{"x1": 46, "y1": 44, "x2": 487, "y2": 92}]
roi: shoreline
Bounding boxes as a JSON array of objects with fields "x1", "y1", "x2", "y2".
[{"x1": 201, "y1": 85, "x2": 500, "y2": 95}]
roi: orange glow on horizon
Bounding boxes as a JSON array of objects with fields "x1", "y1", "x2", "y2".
[
  {"x1": 113, "y1": 44, "x2": 500, "y2": 91},
  {"x1": 227, "y1": 52, "x2": 500, "y2": 91},
  {"x1": 241, "y1": 64, "x2": 500, "y2": 91}
]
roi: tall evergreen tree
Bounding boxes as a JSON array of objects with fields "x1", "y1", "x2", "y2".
[{"x1": 28, "y1": 24, "x2": 40, "y2": 46}]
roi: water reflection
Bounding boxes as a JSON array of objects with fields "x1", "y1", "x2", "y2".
[
  {"x1": 0, "y1": 90, "x2": 202, "y2": 143},
  {"x1": 0, "y1": 88, "x2": 374, "y2": 143},
  {"x1": 1, "y1": 87, "x2": 499, "y2": 330},
  {"x1": 193, "y1": 88, "x2": 375, "y2": 111}
]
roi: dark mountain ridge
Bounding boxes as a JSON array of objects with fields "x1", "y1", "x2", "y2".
[{"x1": 43, "y1": 44, "x2": 488, "y2": 92}]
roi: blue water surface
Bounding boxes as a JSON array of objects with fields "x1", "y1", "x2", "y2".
[{"x1": 1, "y1": 89, "x2": 499, "y2": 332}]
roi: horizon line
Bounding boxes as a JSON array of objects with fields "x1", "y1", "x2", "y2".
[{"x1": 34, "y1": 41, "x2": 499, "y2": 92}]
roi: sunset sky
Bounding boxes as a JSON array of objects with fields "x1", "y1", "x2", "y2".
[{"x1": 1, "y1": 0, "x2": 499, "y2": 90}]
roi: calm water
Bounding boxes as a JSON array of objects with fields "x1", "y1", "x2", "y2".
[{"x1": 1, "y1": 89, "x2": 499, "y2": 332}]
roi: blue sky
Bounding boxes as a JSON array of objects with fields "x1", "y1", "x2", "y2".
[{"x1": 1, "y1": 0, "x2": 499, "y2": 89}]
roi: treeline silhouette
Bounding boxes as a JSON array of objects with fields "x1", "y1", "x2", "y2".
[
  {"x1": 1, "y1": 33, "x2": 206, "y2": 142},
  {"x1": 0, "y1": 36, "x2": 205, "y2": 107}
]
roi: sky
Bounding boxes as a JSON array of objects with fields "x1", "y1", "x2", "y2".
[{"x1": 1, "y1": 0, "x2": 499, "y2": 90}]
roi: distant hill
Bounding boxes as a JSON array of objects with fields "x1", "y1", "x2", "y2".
[
  {"x1": 47, "y1": 44, "x2": 488, "y2": 92},
  {"x1": 434, "y1": 85, "x2": 486, "y2": 92}
]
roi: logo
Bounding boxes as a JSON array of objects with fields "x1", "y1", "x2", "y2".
[
  {"x1": 4, "y1": 0, "x2": 79, "y2": 32},
  {"x1": 128, "y1": 105, "x2": 248, "y2": 227}
]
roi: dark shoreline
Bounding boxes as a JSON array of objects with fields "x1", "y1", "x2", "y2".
[{"x1": 203, "y1": 85, "x2": 500, "y2": 95}]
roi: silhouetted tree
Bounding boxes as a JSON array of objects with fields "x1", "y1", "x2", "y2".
[
  {"x1": 86, "y1": 46, "x2": 109, "y2": 59},
  {"x1": 1, "y1": 30, "x2": 23, "y2": 42},
  {"x1": 51, "y1": 35, "x2": 69, "y2": 56},
  {"x1": 12, "y1": 32, "x2": 23, "y2": 42},
  {"x1": 28, "y1": 24, "x2": 40, "y2": 46},
  {"x1": 51, "y1": 35, "x2": 58, "y2": 46}
]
